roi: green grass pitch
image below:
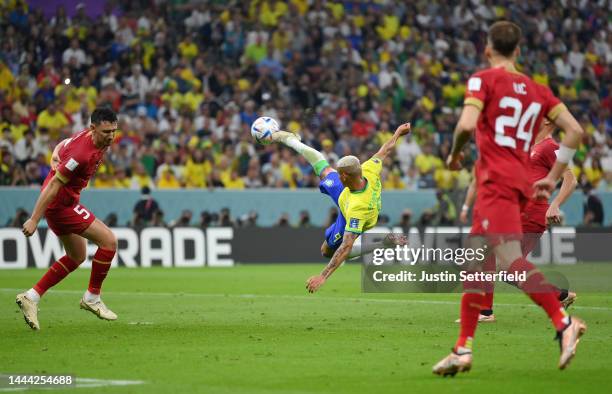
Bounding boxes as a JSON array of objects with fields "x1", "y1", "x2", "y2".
[{"x1": 1, "y1": 264, "x2": 611, "y2": 393}]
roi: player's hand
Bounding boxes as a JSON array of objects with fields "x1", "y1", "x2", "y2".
[
  {"x1": 394, "y1": 122, "x2": 411, "y2": 136},
  {"x1": 306, "y1": 275, "x2": 326, "y2": 293},
  {"x1": 446, "y1": 152, "x2": 464, "y2": 171},
  {"x1": 533, "y1": 176, "x2": 555, "y2": 200},
  {"x1": 459, "y1": 209, "x2": 469, "y2": 224},
  {"x1": 546, "y1": 204, "x2": 562, "y2": 225},
  {"x1": 22, "y1": 218, "x2": 38, "y2": 237}
]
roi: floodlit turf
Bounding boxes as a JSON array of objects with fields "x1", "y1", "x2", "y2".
[{"x1": 1, "y1": 264, "x2": 611, "y2": 393}]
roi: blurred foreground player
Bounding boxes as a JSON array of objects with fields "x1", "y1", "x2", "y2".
[
  {"x1": 457, "y1": 120, "x2": 577, "y2": 323},
  {"x1": 16, "y1": 107, "x2": 119, "y2": 330},
  {"x1": 434, "y1": 21, "x2": 586, "y2": 375},
  {"x1": 271, "y1": 123, "x2": 411, "y2": 293}
]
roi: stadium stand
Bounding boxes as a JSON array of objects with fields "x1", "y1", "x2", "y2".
[{"x1": 0, "y1": 0, "x2": 610, "y2": 224}]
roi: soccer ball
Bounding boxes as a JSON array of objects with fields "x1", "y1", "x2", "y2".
[{"x1": 250, "y1": 116, "x2": 280, "y2": 145}]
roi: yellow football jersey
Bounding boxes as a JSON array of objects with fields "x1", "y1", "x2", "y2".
[{"x1": 338, "y1": 157, "x2": 383, "y2": 234}]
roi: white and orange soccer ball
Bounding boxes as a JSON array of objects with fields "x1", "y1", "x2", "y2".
[{"x1": 250, "y1": 116, "x2": 280, "y2": 145}]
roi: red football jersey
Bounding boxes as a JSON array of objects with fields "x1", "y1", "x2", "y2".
[
  {"x1": 524, "y1": 137, "x2": 559, "y2": 213},
  {"x1": 42, "y1": 129, "x2": 107, "y2": 209},
  {"x1": 464, "y1": 66, "x2": 566, "y2": 197},
  {"x1": 529, "y1": 137, "x2": 559, "y2": 184}
]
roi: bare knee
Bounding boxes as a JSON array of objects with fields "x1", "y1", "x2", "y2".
[
  {"x1": 67, "y1": 250, "x2": 87, "y2": 264},
  {"x1": 99, "y1": 230, "x2": 117, "y2": 251}
]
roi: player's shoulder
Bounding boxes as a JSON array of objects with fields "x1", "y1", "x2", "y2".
[
  {"x1": 61, "y1": 130, "x2": 95, "y2": 162},
  {"x1": 468, "y1": 67, "x2": 506, "y2": 82},
  {"x1": 364, "y1": 157, "x2": 383, "y2": 169}
]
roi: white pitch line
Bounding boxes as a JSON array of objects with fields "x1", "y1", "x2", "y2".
[{"x1": 1, "y1": 288, "x2": 611, "y2": 311}]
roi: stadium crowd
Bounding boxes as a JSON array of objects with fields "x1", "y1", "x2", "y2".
[{"x1": 0, "y1": 0, "x2": 611, "y2": 197}]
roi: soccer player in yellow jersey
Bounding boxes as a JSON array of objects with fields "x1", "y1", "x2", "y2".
[{"x1": 272, "y1": 122, "x2": 411, "y2": 293}]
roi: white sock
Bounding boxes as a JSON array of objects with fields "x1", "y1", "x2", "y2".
[
  {"x1": 284, "y1": 137, "x2": 327, "y2": 168},
  {"x1": 26, "y1": 288, "x2": 40, "y2": 303},
  {"x1": 84, "y1": 290, "x2": 100, "y2": 303}
]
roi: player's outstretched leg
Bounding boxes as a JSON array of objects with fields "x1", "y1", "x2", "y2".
[
  {"x1": 272, "y1": 131, "x2": 330, "y2": 178},
  {"x1": 498, "y1": 241, "x2": 587, "y2": 370},
  {"x1": 16, "y1": 234, "x2": 86, "y2": 330},
  {"x1": 522, "y1": 232, "x2": 577, "y2": 309},
  {"x1": 80, "y1": 219, "x2": 118, "y2": 321}
]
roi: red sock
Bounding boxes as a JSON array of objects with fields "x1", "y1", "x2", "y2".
[
  {"x1": 34, "y1": 256, "x2": 80, "y2": 296},
  {"x1": 481, "y1": 255, "x2": 496, "y2": 311},
  {"x1": 508, "y1": 258, "x2": 569, "y2": 331},
  {"x1": 455, "y1": 292, "x2": 484, "y2": 351},
  {"x1": 88, "y1": 248, "x2": 115, "y2": 295},
  {"x1": 482, "y1": 292, "x2": 494, "y2": 311}
]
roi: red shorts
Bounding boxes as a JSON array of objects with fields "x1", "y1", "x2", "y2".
[
  {"x1": 471, "y1": 181, "x2": 528, "y2": 246},
  {"x1": 520, "y1": 202, "x2": 548, "y2": 256},
  {"x1": 45, "y1": 202, "x2": 96, "y2": 236}
]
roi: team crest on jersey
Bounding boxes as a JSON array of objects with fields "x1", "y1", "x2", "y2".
[
  {"x1": 324, "y1": 179, "x2": 334, "y2": 187},
  {"x1": 372, "y1": 158, "x2": 380, "y2": 164},
  {"x1": 349, "y1": 218, "x2": 360, "y2": 229},
  {"x1": 66, "y1": 158, "x2": 79, "y2": 171},
  {"x1": 482, "y1": 218, "x2": 489, "y2": 230}
]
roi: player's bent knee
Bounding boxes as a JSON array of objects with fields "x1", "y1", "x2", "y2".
[
  {"x1": 100, "y1": 231, "x2": 118, "y2": 251},
  {"x1": 67, "y1": 251, "x2": 87, "y2": 264}
]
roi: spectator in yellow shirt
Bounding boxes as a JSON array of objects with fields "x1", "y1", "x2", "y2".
[
  {"x1": 130, "y1": 162, "x2": 155, "y2": 189},
  {"x1": 383, "y1": 169, "x2": 406, "y2": 190},
  {"x1": 442, "y1": 73, "x2": 466, "y2": 108},
  {"x1": 157, "y1": 167, "x2": 181, "y2": 189},
  {"x1": 559, "y1": 79, "x2": 578, "y2": 100},
  {"x1": 178, "y1": 34, "x2": 199, "y2": 61},
  {"x1": 584, "y1": 158, "x2": 603, "y2": 187},
  {"x1": 0, "y1": 61, "x2": 14, "y2": 93},
  {"x1": 183, "y1": 150, "x2": 212, "y2": 188},
  {"x1": 280, "y1": 155, "x2": 302, "y2": 188},
  {"x1": 223, "y1": 170, "x2": 245, "y2": 189},
  {"x1": 37, "y1": 102, "x2": 69, "y2": 139},
  {"x1": 434, "y1": 167, "x2": 456, "y2": 191},
  {"x1": 113, "y1": 168, "x2": 131, "y2": 188},
  {"x1": 414, "y1": 144, "x2": 443, "y2": 176},
  {"x1": 93, "y1": 167, "x2": 115, "y2": 188}
]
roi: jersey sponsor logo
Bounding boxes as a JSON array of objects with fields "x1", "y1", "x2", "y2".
[
  {"x1": 468, "y1": 77, "x2": 481, "y2": 91},
  {"x1": 349, "y1": 218, "x2": 360, "y2": 229},
  {"x1": 66, "y1": 158, "x2": 79, "y2": 171}
]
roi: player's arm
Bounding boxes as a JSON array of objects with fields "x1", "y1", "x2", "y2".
[
  {"x1": 372, "y1": 122, "x2": 411, "y2": 161},
  {"x1": 50, "y1": 138, "x2": 69, "y2": 171},
  {"x1": 546, "y1": 168, "x2": 577, "y2": 225},
  {"x1": 306, "y1": 232, "x2": 359, "y2": 293},
  {"x1": 460, "y1": 176, "x2": 477, "y2": 224},
  {"x1": 447, "y1": 105, "x2": 481, "y2": 170},
  {"x1": 535, "y1": 110, "x2": 584, "y2": 198},
  {"x1": 22, "y1": 177, "x2": 64, "y2": 237}
]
